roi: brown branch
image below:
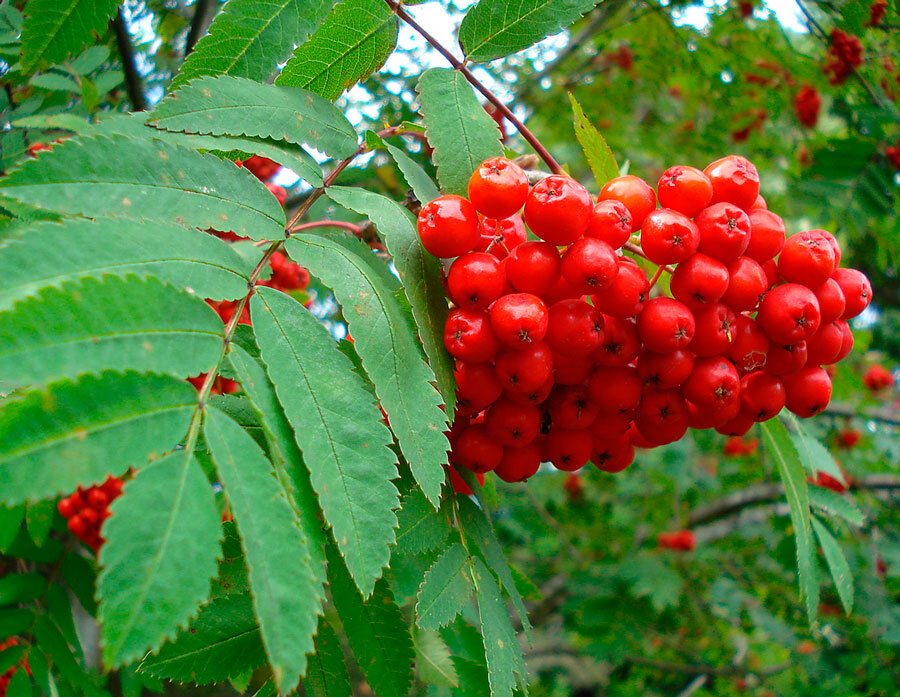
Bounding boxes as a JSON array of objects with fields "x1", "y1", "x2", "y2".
[
  {"x1": 184, "y1": 0, "x2": 214, "y2": 56},
  {"x1": 382, "y1": 0, "x2": 563, "y2": 175},
  {"x1": 822, "y1": 401, "x2": 900, "y2": 426},
  {"x1": 625, "y1": 655, "x2": 792, "y2": 677},
  {"x1": 112, "y1": 8, "x2": 146, "y2": 111}
]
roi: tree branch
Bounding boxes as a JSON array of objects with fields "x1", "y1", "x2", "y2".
[
  {"x1": 625, "y1": 655, "x2": 792, "y2": 677},
  {"x1": 112, "y1": 8, "x2": 147, "y2": 111},
  {"x1": 822, "y1": 401, "x2": 900, "y2": 426},
  {"x1": 184, "y1": 0, "x2": 215, "y2": 56}
]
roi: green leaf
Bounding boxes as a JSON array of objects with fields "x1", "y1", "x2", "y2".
[
  {"x1": 569, "y1": 93, "x2": 619, "y2": 187},
  {"x1": 414, "y1": 629, "x2": 458, "y2": 688},
  {"x1": 0, "y1": 276, "x2": 224, "y2": 390},
  {"x1": 98, "y1": 449, "x2": 222, "y2": 668},
  {"x1": 415, "y1": 69, "x2": 503, "y2": 195},
  {"x1": 0, "y1": 506, "x2": 24, "y2": 552},
  {"x1": 250, "y1": 287, "x2": 399, "y2": 597},
  {"x1": 204, "y1": 407, "x2": 324, "y2": 693},
  {"x1": 276, "y1": 0, "x2": 397, "y2": 101},
  {"x1": 286, "y1": 228, "x2": 449, "y2": 505},
  {"x1": 0, "y1": 372, "x2": 196, "y2": 505},
  {"x1": 382, "y1": 139, "x2": 441, "y2": 205},
  {"x1": 139, "y1": 593, "x2": 266, "y2": 685},
  {"x1": 395, "y1": 488, "x2": 452, "y2": 556},
  {"x1": 811, "y1": 517, "x2": 854, "y2": 614},
  {"x1": 0, "y1": 218, "x2": 252, "y2": 310},
  {"x1": 5, "y1": 665, "x2": 31, "y2": 697},
  {"x1": 325, "y1": 186, "x2": 455, "y2": 414},
  {"x1": 786, "y1": 414, "x2": 847, "y2": 486},
  {"x1": 0, "y1": 136, "x2": 285, "y2": 240},
  {"x1": 457, "y1": 497, "x2": 531, "y2": 637},
  {"x1": 0, "y1": 573, "x2": 44, "y2": 605},
  {"x1": 470, "y1": 556, "x2": 526, "y2": 697},
  {"x1": 19, "y1": 0, "x2": 119, "y2": 72},
  {"x1": 617, "y1": 554, "x2": 683, "y2": 611},
  {"x1": 760, "y1": 419, "x2": 819, "y2": 625},
  {"x1": 327, "y1": 544, "x2": 414, "y2": 697},
  {"x1": 416, "y1": 544, "x2": 473, "y2": 630},
  {"x1": 31, "y1": 615, "x2": 93, "y2": 690},
  {"x1": 809, "y1": 487, "x2": 865, "y2": 527},
  {"x1": 459, "y1": 0, "x2": 596, "y2": 63},
  {"x1": 150, "y1": 76, "x2": 357, "y2": 160},
  {"x1": 172, "y1": 0, "x2": 337, "y2": 90},
  {"x1": 304, "y1": 618, "x2": 352, "y2": 697},
  {"x1": 29, "y1": 73, "x2": 81, "y2": 92},
  {"x1": 25, "y1": 499, "x2": 55, "y2": 546}
]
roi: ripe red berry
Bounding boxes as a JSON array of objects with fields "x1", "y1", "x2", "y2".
[
  {"x1": 591, "y1": 434, "x2": 635, "y2": 473},
  {"x1": 541, "y1": 274, "x2": 582, "y2": 305},
  {"x1": 814, "y1": 278, "x2": 847, "y2": 324},
  {"x1": 588, "y1": 364, "x2": 643, "y2": 415},
  {"x1": 636, "y1": 297, "x2": 696, "y2": 353},
  {"x1": 504, "y1": 241, "x2": 561, "y2": 296},
  {"x1": 80, "y1": 506, "x2": 99, "y2": 526},
  {"x1": 683, "y1": 356, "x2": 740, "y2": 409},
  {"x1": 721, "y1": 256, "x2": 767, "y2": 311},
  {"x1": 485, "y1": 399, "x2": 541, "y2": 447},
  {"x1": 687, "y1": 398, "x2": 739, "y2": 429},
  {"x1": 761, "y1": 258, "x2": 778, "y2": 288},
  {"x1": 690, "y1": 302, "x2": 737, "y2": 356},
  {"x1": 476, "y1": 214, "x2": 527, "y2": 259},
  {"x1": 640, "y1": 208, "x2": 701, "y2": 265},
  {"x1": 805, "y1": 322, "x2": 844, "y2": 365},
  {"x1": 593, "y1": 316, "x2": 640, "y2": 366},
  {"x1": 447, "y1": 253, "x2": 504, "y2": 310},
  {"x1": 505, "y1": 375, "x2": 554, "y2": 407},
  {"x1": 634, "y1": 388, "x2": 689, "y2": 445},
  {"x1": 598, "y1": 175, "x2": 657, "y2": 228},
  {"x1": 494, "y1": 442, "x2": 542, "y2": 483},
  {"x1": 750, "y1": 194, "x2": 767, "y2": 210},
  {"x1": 757, "y1": 283, "x2": 821, "y2": 344},
  {"x1": 591, "y1": 260, "x2": 649, "y2": 318},
  {"x1": 816, "y1": 230, "x2": 842, "y2": 266},
  {"x1": 453, "y1": 424, "x2": 503, "y2": 473},
  {"x1": 715, "y1": 412, "x2": 754, "y2": 437},
  {"x1": 739, "y1": 371, "x2": 785, "y2": 421},
  {"x1": 547, "y1": 385, "x2": 599, "y2": 429},
  {"x1": 87, "y1": 488, "x2": 108, "y2": 510},
  {"x1": 656, "y1": 165, "x2": 714, "y2": 217},
  {"x1": 863, "y1": 364, "x2": 893, "y2": 391},
  {"x1": 489, "y1": 293, "x2": 549, "y2": 348},
  {"x1": 546, "y1": 427, "x2": 593, "y2": 471},
  {"x1": 560, "y1": 237, "x2": 618, "y2": 293},
  {"x1": 418, "y1": 195, "x2": 480, "y2": 258},
  {"x1": 831, "y1": 268, "x2": 872, "y2": 319},
  {"x1": 68, "y1": 515, "x2": 88, "y2": 537},
  {"x1": 670, "y1": 253, "x2": 730, "y2": 313},
  {"x1": 784, "y1": 366, "x2": 832, "y2": 417},
  {"x1": 524, "y1": 175, "x2": 592, "y2": 245},
  {"x1": 695, "y1": 203, "x2": 751, "y2": 262},
  {"x1": 455, "y1": 362, "x2": 503, "y2": 412},
  {"x1": 778, "y1": 230, "x2": 837, "y2": 288},
  {"x1": 703, "y1": 155, "x2": 760, "y2": 210},
  {"x1": 745, "y1": 209, "x2": 786, "y2": 262},
  {"x1": 494, "y1": 342, "x2": 554, "y2": 394},
  {"x1": 730, "y1": 315, "x2": 770, "y2": 373},
  {"x1": 834, "y1": 320, "x2": 854, "y2": 362},
  {"x1": 544, "y1": 299, "x2": 604, "y2": 356},
  {"x1": 553, "y1": 351, "x2": 593, "y2": 386},
  {"x1": 467, "y1": 157, "x2": 529, "y2": 219},
  {"x1": 57, "y1": 496, "x2": 77, "y2": 518},
  {"x1": 636, "y1": 348, "x2": 695, "y2": 388},
  {"x1": 765, "y1": 341, "x2": 808, "y2": 376},
  {"x1": 444, "y1": 308, "x2": 501, "y2": 362},
  {"x1": 591, "y1": 412, "x2": 632, "y2": 439},
  {"x1": 585, "y1": 199, "x2": 633, "y2": 248}
]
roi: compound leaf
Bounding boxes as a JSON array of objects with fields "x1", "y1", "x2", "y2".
[
  {"x1": 20, "y1": 0, "x2": 119, "y2": 72},
  {"x1": 416, "y1": 544, "x2": 473, "y2": 630}
]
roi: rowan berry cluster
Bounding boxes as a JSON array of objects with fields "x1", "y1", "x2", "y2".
[
  {"x1": 823, "y1": 30, "x2": 863, "y2": 85},
  {"x1": 793, "y1": 85, "x2": 822, "y2": 128},
  {"x1": 0, "y1": 638, "x2": 29, "y2": 697},
  {"x1": 658, "y1": 529, "x2": 696, "y2": 551},
  {"x1": 886, "y1": 138, "x2": 900, "y2": 171},
  {"x1": 723, "y1": 435, "x2": 759, "y2": 456},
  {"x1": 863, "y1": 363, "x2": 893, "y2": 391},
  {"x1": 417, "y1": 154, "x2": 873, "y2": 485},
  {"x1": 57, "y1": 476, "x2": 123, "y2": 551},
  {"x1": 868, "y1": 0, "x2": 887, "y2": 27}
]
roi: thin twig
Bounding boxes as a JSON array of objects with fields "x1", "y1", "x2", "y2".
[
  {"x1": 112, "y1": 8, "x2": 146, "y2": 111},
  {"x1": 383, "y1": 0, "x2": 563, "y2": 175},
  {"x1": 184, "y1": 0, "x2": 214, "y2": 56}
]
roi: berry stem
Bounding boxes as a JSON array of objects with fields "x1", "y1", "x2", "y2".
[
  {"x1": 383, "y1": 0, "x2": 564, "y2": 176},
  {"x1": 648, "y1": 265, "x2": 665, "y2": 289},
  {"x1": 289, "y1": 220, "x2": 364, "y2": 235},
  {"x1": 623, "y1": 242, "x2": 673, "y2": 274}
]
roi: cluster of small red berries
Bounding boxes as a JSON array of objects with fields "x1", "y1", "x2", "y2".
[
  {"x1": 885, "y1": 138, "x2": 900, "y2": 171},
  {"x1": 417, "y1": 154, "x2": 873, "y2": 485},
  {"x1": 793, "y1": 85, "x2": 822, "y2": 128},
  {"x1": 868, "y1": 0, "x2": 887, "y2": 27},
  {"x1": 723, "y1": 435, "x2": 759, "y2": 456},
  {"x1": 823, "y1": 30, "x2": 863, "y2": 85},
  {"x1": 241, "y1": 155, "x2": 287, "y2": 206},
  {"x1": 863, "y1": 363, "x2": 894, "y2": 391},
  {"x1": 837, "y1": 427, "x2": 862, "y2": 448},
  {"x1": 0, "y1": 638, "x2": 29, "y2": 697},
  {"x1": 57, "y1": 477, "x2": 123, "y2": 552},
  {"x1": 658, "y1": 529, "x2": 696, "y2": 551}
]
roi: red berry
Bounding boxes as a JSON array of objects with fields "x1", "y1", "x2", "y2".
[
  {"x1": 745, "y1": 209, "x2": 786, "y2": 262},
  {"x1": 695, "y1": 203, "x2": 751, "y2": 262},
  {"x1": 588, "y1": 366, "x2": 643, "y2": 414},
  {"x1": 541, "y1": 274, "x2": 582, "y2": 305},
  {"x1": 585, "y1": 199, "x2": 633, "y2": 248},
  {"x1": 749, "y1": 194, "x2": 767, "y2": 210},
  {"x1": 778, "y1": 231, "x2": 836, "y2": 287},
  {"x1": 721, "y1": 256, "x2": 767, "y2": 311},
  {"x1": 418, "y1": 195, "x2": 480, "y2": 258},
  {"x1": 765, "y1": 341, "x2": 808, "y2": 376},
  {"x1": 485, "y1": 399, "x2": 541, "y2": 447},
  {"x1": 739, "y1": 371, "x2": 785, "y2": 421},
  {"x1": 494, "y1": 341, "x2": 554, "y2": 394},
  {"x1": 805, "y1": 322, "x2": 844, "y2": 365},
  {"x1": 687, "y1": 398, "x2": 739, "y2": 429},
  {"x1": 837, "y1": 428, "x2": 861, "y2": 449},
  {"x1": 560, "y1": 237, "x2": 618, "y2": 293},
  {"x1": 591, "y1": 413, "x2": 632, "y2": 439},
  {"x1": 453, "y1": 424, "x2": 503, "y2": 473},
  {"x1": 553, "y1": 351, "x2": 594, "y2": 386},
  {"x1": 683, "y1": 356, "x2": 740, "y2": 409},
  {"x1": 467, "y1": 157, "x2": 528, "y2": 219},
  {"x1": 505, "y1": 241, "x2": 561, "y2": 296},
  {"x1": 67, "y1": 515, "x2": 88, "y2": 537},
  {"x1": 814, "y1": 278, "x2": 847, "y2": 324},
  {"x1": 57, "y1": 497, "x2": 77, "y2": 518},
  {"x1": 634, "y1": 388, "x2": 689, "y2": 445},
  {"x1": 547, "y1": 385, "x2": 599, "y2": 429},
  {"x1": 598, "y1": 175, "x2": 657, "y2": 228},
  {"x1": 690, "y1": 302, "x2": 737, "y2": 356},
  {"x1": 656, "y1": 165, "x2": 713, "y2": 217},
  {"x1": 594, "y1": 316, "x2": 640, "y2": 366},
  {"x1": 590, "y1": 260, "x2": 649, "y2": 318},
  {"x1": 86, "y1": 488, "x2": 108, "y2": 510},
  {"x1": 670, "y1": 253, "x2": 730, "y2": 313},
  {"x1": 524, "y1": 175, "x2": 592, "y2": 245},
  {"x1": 715, "y1": 412, "x2": 754, "y2": 437},
  {"x1": 243, "y1": 155, "x2": 280, "y2": 180},
  {"x1": 816, "y1": 230, "x2": 842, "y2": 266},
  {"x1": 455, "y1": 362, "x2": 503, "y2": 412},
  {"x1": 505, "y1": 375, "x2": 554, "y2": 407},
  {"x1": 703, "y1": 155, "x2": 760, "y2": 210},
  {"x1": 636, "y1": 348, "x2": 695, "y2": 388},
  {"x1": 494, "y1": 442, "x2": 542, "y2": 483},
  {"x1": 761, "y1": 258, "x2": 778, "y2": 287},
  {"x1": 591, "y1": 434, "x2": 635, "y2": 473},
  {"x1": 544, "y1": 299, "x2": 604, "y2": 356},
  {"x1": 476, "y1": 214, "x2": 527, "y2": 259},
  {"x1": 546, "y1": 427, "x2": 593, "y2": 471},
  {"x1": 640, "y1": 209, "x2": 701, "y2": 265},
  {"x1": 834, "y1": 321, "x2": 854, "y2": 362},
  {"x1": 636, "y1": 297, "x2": 696, "y2": 353},
  {"x1": 863, "y1": 364, "x2": 893, "y2": 391},
  {"x1": 730, "y1": 315, "x2": 770, "y2": 373},
  {"x1": 784, "y1": 366, "x2": 832, "y2": 417},
  {"x1": 447, "y1": 252, "x2": 505, "y2": 310},
  {"x1": 757, "y1": 283, "x2": 821, "y2": 344},
  {"x1": 489, "y1": 293, "x2": 549, "y2": 348},
  {"x1": 444, "y1": 308, "x2": 501, "y2": 362},
  {"x1": 831, "y1": 268, "x2": 872, "y2": 319},
  {"x1": 80, "y1": 507, "x2": 99, "y2": 526}
]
